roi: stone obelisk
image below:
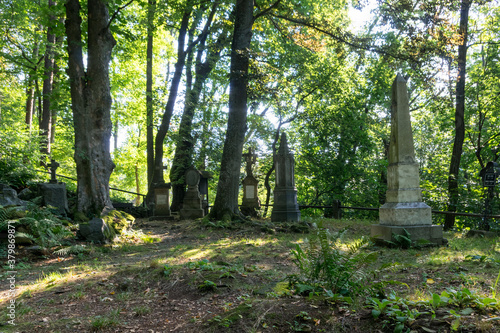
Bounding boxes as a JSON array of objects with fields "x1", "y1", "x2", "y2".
[
  {"x1": 371, "y1": 74, "x2": 444, "y2": 245},
  {"x1": 271, "y1": 133, "x2": 301, "y2": 222}
]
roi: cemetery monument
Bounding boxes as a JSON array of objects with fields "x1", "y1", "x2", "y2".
[
  {"x1": 241, "y1": 148, "x2": 261, "y2": 217},
  {"x1": 271, "y1": 133, "x2": 301, "y2": 222},
  {"x1": 371, "y1": 74, "x2": 444, "y2": 245}
]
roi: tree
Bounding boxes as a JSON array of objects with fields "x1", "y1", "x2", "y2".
[
  {"x1": 445, "y1": 0, "x2": 472, "y2": 230},
  {"x1": 146, "y1": 0, "x2": 156, "y2": 200},
  {"x1": 39, "y1": 0, "x2": 57, "y2": 163},
  {"x1": 65, "y1": 0, "x2": 117, "y2": 215},
  {"x1": 169, "y1": 16, "x2": 229, "y2": 211},
  {"x1": 210, "y1": 0, "x2": 254, "y2": 220}
]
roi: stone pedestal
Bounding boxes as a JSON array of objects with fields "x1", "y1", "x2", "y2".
[
  {"x1": 371, "y1": 74, "x2": 443, "y2": 246},
  {"x1": 180, "y1": 168, "x2": 204, "y2": 220},
  {"x1": 39, "y1": 183, "x2": 68, "y2": 214},
  {"x1": 150, "y1": 182, "x2": 174, "y2": 221},
  {"x1": 241, "y1": 175, "x2": 261, "y2": 217},
  {"x1": 271, "y1": 133, "x2": 300, "y2": 222}
]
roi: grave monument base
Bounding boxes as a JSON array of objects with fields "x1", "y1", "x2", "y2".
[
  {"x1": 371, "y1": 224, "x2": 444, "y2": 246},
  {"x1": 379, "y1": 202, "x2": 432, "y2": 226}
]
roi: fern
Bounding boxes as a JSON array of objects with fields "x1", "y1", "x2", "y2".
[
  {"x1": 0, "y1": 206, "x2": 7, "y2": 223},
  {"x1": 15, "y1": 232, "x2": 36, "y2": 242},
  {"x1": 53, "y1": 245, "x2": 88, "y2": 256},
  {"x1": 289, "y1": 221, "x2": 377, "y2": 297}
]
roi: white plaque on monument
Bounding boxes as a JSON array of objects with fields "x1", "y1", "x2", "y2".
[
  {"x1": 245, "y1": 185, "x2": 254, "y2": 199},
  {"x1": 157, "y1": 194, "x2": 168, "y2": 205}
]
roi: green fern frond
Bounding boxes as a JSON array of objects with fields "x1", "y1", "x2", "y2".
[{"x1": 15, "y1": 231, "x2": 36, "y2": 241}]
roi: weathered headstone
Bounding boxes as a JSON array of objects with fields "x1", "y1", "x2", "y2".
[
  {"x1": 150, "y1": 182, "x2": 174, "y2": 220},
  {"x1": 241, "y1": 148, "x2": 261, "y2": 217},
  {"x1": 371, "y1": 74, "x2": 444, "y2": 245},
  {"x1": 48, "y1": 159, "x2": 60, "y2": 184},
  {"x1": 180, "y1": 167, "x2": 204, "y2": 219},
  {"x1": 271, "y1": 133, "x2": 301, "y2": 222},
  {"x1": 199, "y1": 171, "x2": 213, "y2": 215},
  {"x1": 39, "y1": 160, "x2": 69, "y2": 214}
]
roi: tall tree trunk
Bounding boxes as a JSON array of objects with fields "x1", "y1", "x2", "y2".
[
  {"x1": 151, "y1": 9, "x2": 192, "y2": 186},
  {"x1": 445, "y1": 0, "x2": 471, "y2": 230},
  {"x1": 25, "y1": 79, "x2": 36, "y2": 129},
  {"x1": 170, "y1": 18, "x2": 226, "y2": 212},
  {"x1": 40, "y1": 0, "x2": 57, "y2": 163},
  {"x1": 146, "y1": 0, "x2": 156, "y2": 201},
  {"x1": 65, "y1": 0, "x2": 116, "y2": 216},
  {"x1": 210, "y1": 0, "x2": 254, "y2": 220}
]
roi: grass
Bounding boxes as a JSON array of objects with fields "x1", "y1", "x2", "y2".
[{"x1": 2, "y1": 217, "x2": 500, "y2": 332}]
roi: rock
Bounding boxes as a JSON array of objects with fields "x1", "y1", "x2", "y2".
[
  {"x1": 18, "y1": 188, "x2": 34, "y2": 200},
  {"x1": 102, "y1": 209, "x2": 135, "y2": 234},
  {"x1": 0, "y1": 184, "x2": 24, "y2": 207},
  {"x1": 77, "y1": 218, "x2": 116, "y2": 243}
]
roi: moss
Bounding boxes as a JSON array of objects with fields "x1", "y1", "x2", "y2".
[
  {"x1": 73, "y1": 211, "x2": 89, "y2": 222},
  {"x1": 101, "y1": 209, "x2": 135, "y2": 235}
]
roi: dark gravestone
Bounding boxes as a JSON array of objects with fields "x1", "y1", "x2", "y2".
[
  {"x1": 39, "y1": 161, "x2": 68, "y2": 214},
  {"x1": 241, "y1": 148, "x2": 261, "y2": 217},
  {"x1": 199, "y1": 171, "x2": 213, "y2": 215},
  {"x1": 180, "y1": 168, "x2": 204, "y2": 220},
  {"x1": 271, "y1": 133, "x2": 300, "y2": 222}
]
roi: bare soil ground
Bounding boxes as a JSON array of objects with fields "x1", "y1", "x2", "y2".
[{"x1": 1, "y1": 218, "x2": 500, "y2": 333}]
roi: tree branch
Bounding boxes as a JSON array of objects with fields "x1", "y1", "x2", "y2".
[
  {"x1": 107, "y1": 0, "x2": 135, "y2": 29},
  {"x1": 254, "y1": 0, "x2": 281, "y2": 21},
  {"x1": 271, "y1": 13, "x2": 416, "y2": 62}
]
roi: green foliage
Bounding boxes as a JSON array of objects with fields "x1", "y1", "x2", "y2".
[
  {"x1": 288, "y1": 222, "x2": 377, "y2": 297},
  {"x1": 198, "y1": 279, "x2": 217, "y2": 292},
  {"x1": 367, "y1": 287, "x2": 500, "y2": 332},
  {"x1": 3, "y1": 204, "x2": 73, "y2": 251}
]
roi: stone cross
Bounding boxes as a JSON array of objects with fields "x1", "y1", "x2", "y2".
[
  {"x1": 48, "y1": 159, "x2": 60, "y2": 184},
  {"x1": 242, "y1": 148, "x2": 257, "y2": 178}
]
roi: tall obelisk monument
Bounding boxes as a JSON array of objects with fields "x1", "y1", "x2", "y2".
[{"x1": 371, "y1": 74, "x2": 444, "y2": 245}]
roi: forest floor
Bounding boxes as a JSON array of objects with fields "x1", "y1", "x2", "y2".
[{"x1": 1, "y1": 217, "x2": 500, "y2": 333}]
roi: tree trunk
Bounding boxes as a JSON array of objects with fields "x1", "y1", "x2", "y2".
[
  {"x1": 151, "y1": 9, "x2": 192, "y2": 186},
  {"x1": 25, "y1": 79, "x2": 35, "y2": 129},
  {"x1": 40, "y1": 0, "x2": 57, "y2": 163},
  {"x1": 210, "y1": 0, "x2": 254, "y2": 220},
  {"x1": 146, "y1": 0, "x2": 156, "y2": 201},
  {"x1": 170, "y1": 19, "x2": 226, "y2": 212},
  {"x1": 444, "y1": 0, "x2": 470, "y2": 230},
  {"x1": 65, "y1": 0, "x2": 116, "y2": 216}
]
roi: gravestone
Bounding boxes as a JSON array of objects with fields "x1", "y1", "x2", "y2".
[
  {"x1": 271, "y1": 133, "x2": 301, "y2": 222},
  {"x1": 180, "y1": 167, "x2": 204, "y2": 219},
  {"x1": 39, "y1": 160, "x2": 69, "y2": 214},
  {"x1": 150, "y1": 182, "x2": 174, "y2": 220},
  {"x1": 371, "y1": 74, "x2": 443, "y2": 245},
  {"x1": 241, "y1": 148, "x2": 261, "y2": 217},
  {"x1": 199, "y1": 171, "x2": 213, "y2": 215}
]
